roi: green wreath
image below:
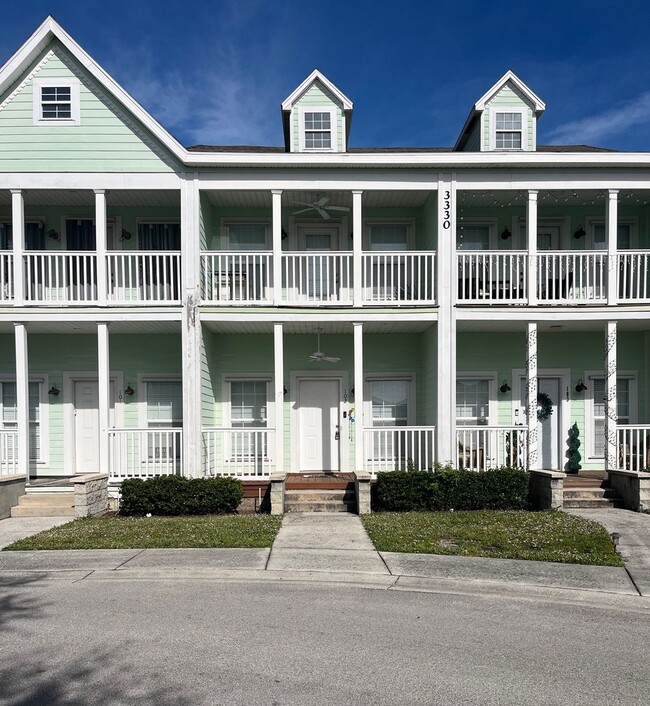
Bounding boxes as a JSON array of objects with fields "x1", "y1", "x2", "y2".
[{"x1": 536, "y1": 392, "x2": 553, "y2": 421}]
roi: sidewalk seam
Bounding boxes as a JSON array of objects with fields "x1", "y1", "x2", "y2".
[
  {"x1": 624, "y1": 566, "x2": 643, "y2": 596},
  {"x1": 377, "y1": 551, "x2": 394, "y2": 575},
  {"x1": 113, "y1": 548, "x2": 147, "y2": 570}
]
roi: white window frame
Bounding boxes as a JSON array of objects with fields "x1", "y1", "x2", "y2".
[
  {"x1": 489, "y1": 107, "x2": 527, "y2": 151},
  {"x1": 456, "y1": 219, "x2": 498, "y2": 251},
  {"x1": 58, "y1": 217, "x2": 117, "y2": 250},
  {"x1": 222, "y1": 375, "x2": 274, "y2": 429},
  {"x1": 33, "y1": 78, "x2": 80, "y2": 126},
  {"x1": 135, "y1": 219, "x2": 181, "y2": 251},
  {"x1": 585, "y1": 218, "x2": 638, "y2": 250},
  {"x1": 363, "y1": 219, "x2": 415, "y2": 251},
  {"x1": 298, "y1": 106, "x2": 337, "y2": 152},
  {"x1": 363, "y1": 374, "x2": 415, "y2": 428},
  {"x1": 137, "y1": 376, "x2": 183, "y2": 429},
  {"x1": 455, "y1": 374, "x2": 497, "y2": 426},
  {"x1": 0, "y1": 376, "x2": 49, "y2": 465},
  {"x1": 584, "y1": 370, "x2": 637, "y2": 460},
  {"x1": 219, "y1": 219, "x2": 271, "y2": 251}
]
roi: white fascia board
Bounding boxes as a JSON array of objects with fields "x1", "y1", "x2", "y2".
[
  {"x1": 0, "y1": 16, "x2": 187, "y2": 163},
  {"x1": 456, "y1": 308, "x2": 650, "y2": 323},
  {"x1": 0, "y1": 172, "x2": 182, "y2": 190},
  {"x1": 0, "y1": 310, "x2": 182, "y2": 323},
  {"x1": 474, "y1": 70, "x2": 546, "y2": 113},
  {"x1": 200, "y1": 310, "x2": 438, "y2": 324},
  {"x1": 281, "y1": 69, "x2": 353, "y2": 111}
]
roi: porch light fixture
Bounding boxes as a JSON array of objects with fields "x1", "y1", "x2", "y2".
[
  {"x1": 573, "y1": 225, "x2": 586, "y2": 239},
  {"x1": 46, "y1": 229, "x2": 59, "y2": 241},
  {"x1": 575, "y1": 379, "x2": 587, "y2": 393},
  {"x1": 120, "y1": 229, "x2": 132, "y2": 241},
  {"x1": 499, "y1": 380, "x2": 511, "y2": 394},
  {"x1": 500, "y1": 227, "x2": 512, "y2": 240},
  {"x1": 47, "y1": 385, "x2": 60, "y2": 397},
  {"x1": 124, "y1": 385, "x2": 135, "y2": 397},
  {"x1": 281, "y1": 228, "x2": 288, "y2": 241}
]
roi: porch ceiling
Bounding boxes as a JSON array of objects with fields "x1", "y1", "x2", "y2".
[
  {"x1": 203, "y1": 320, "x2": 434, "y2": 334},
  {"x1": 457, "y1": 188, "x2": 649, "y2": 208},
  {"x1": 457, "y1": 318, "x2": 650, "y2": 333},
  {"x1": 0, "y1": 189, "x2": 179, "y2": 207},
  {"x1": 203, "y1": 189, "x2": 431, "y2": 209},
  {"x1": 0, "y1": 320, "x2": 181, "y2": 334}
]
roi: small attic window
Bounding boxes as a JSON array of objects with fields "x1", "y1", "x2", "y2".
[
  {"x1": 33, "y1": 79, "x2": 80, "y2": 126},
  {"x1": 491, "y1": 108, "x2": 527, "y2": 150},
  {"x1": 299, "y1": 107, "x2": 336, "y2": 151}
]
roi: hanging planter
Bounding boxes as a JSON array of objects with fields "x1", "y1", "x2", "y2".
[{"x1": 537, "y1": 392, "x2": 554, "y2": 421}]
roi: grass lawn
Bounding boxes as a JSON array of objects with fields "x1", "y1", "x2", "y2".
[
  {"x1": 3, "y1": 515, "x2": 282, "y2": 551},
  {"x1": 361, "y1": 511, "x2": 623, "y2": 566}
]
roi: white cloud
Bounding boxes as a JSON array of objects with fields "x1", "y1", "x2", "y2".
[{"x1": 546, "y1": 91, "x2": 650, "y2": 144}]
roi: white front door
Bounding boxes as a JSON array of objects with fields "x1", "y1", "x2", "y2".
[
  {"x1": 74, "y1": 380, "x2": 99, "y2": 473},
  {"x1": 297, "y1": 226, "x2": 340, "y2": 301},
  {"x1": 298, "y1": 378, "x2": 340, "y2": 471},
  {"x1": 520, "y1": 376, "x2": 561, "y2": 469}
]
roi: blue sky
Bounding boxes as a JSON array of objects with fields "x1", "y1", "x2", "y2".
[{"x1": 2, "y1": 0, "x2": 650, "y2": 151}]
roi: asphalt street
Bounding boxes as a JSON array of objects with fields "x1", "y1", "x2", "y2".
[{"x1": 1, "y1": 573, "x2": 648, "y2": 705}]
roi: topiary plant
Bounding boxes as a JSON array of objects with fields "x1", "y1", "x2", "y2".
[{"x1": 567, "y1": 422, "x2": 582, "y2": 473}]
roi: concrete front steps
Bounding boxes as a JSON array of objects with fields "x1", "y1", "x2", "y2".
[
  {"x1": 11, "y1": 491, "x2": 76, "y2": 517},
  {"x1": 284, "y1": 489, "x2": 357, "y2": 513},
  {"x1": 563, "y1": 487, "x2": 624, "y2": 509}
]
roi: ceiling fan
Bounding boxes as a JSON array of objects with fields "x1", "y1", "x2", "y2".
[
  {"x1": 291, "y1": 195, "x2": 350, "y2": 221},
  {"x1": 309, "y1": 329, "x2": 341, "y2": 363}
]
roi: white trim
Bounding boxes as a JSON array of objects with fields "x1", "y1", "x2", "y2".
[
  {"x1": 585, "y1": 217, "x2": 639, "y2": 250},
  {"x1": 583, "y1": 369, "x2": 637, "y2": 460},
  {"x1": 489, "y1": 107, "x2": 528, "y2": 152},
  {"x1": 298, "y1": 106, "x2": 338, "y2": 153},
  {"x1": 281, "y1": 69, "x2": 353, "y2": 111},
  {"x1": 363, "y1": 218, "x2": 415, "y2": 250},
  {"x1": 475, "y1": 70, "x2": 546, "y2": 112},
  {"x1": 456, "y1": 218, "x2": 498, "y2": 250},
  {"x1": 289, "y1": 370, "x2": 349, "y2": 472},
  {"x1": 363, "y1": 373, "x2": 415, "y2": 427},
  {"x1": 455, "y1": 373, "x2": 498, "y2": 426},
  {"x1": 136, "y1": 374, "x2": 182, "y2": 428},
  {"x1": 220, "y1": 374, "x2": 274, "y2": 430},
  {"x1": 0, "y1": 374, "x2": 49, "y2": 465},
  {"x1": 32, "y1": 78, "x2": 80, "y2": 126}
]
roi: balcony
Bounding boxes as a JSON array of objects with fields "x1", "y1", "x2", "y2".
[
  {"x1": 456, "y1": 426, "x2": 528, "y2": 471},
  {"x1": 107, "y1": 252, "x2": 181, "y2": 305},
  {"x1": 203, "y1": 428, "x2": 275, "y2": 478},
  {"x1": 362, "y1": 426, "x2": 436, "y2": 474}
]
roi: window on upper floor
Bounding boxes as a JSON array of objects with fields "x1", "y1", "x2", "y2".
[
  {"x1": 226, "y1": 223, "x2": 268, "y2": 250},
  {"x1": 33, "y1": 79, "x2": 80, "y2": 126},
  {"x1": 490, "y1": 109, "x2": 527, "y2": 151},
  {"x1": 368, "y1": 224, "x2": 409, "y2": 251},
  {"x1": 299, "y1": 108, "x2": 336, "y2": 151},
  {"x1": 457, "y1": 224, "x2": 492, "y2": 250},
  {"x1": 0, "y1": 222, "x2": 46, "y2": 250}
]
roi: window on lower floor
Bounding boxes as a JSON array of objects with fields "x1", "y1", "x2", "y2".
[
  {"x1": 592, "y1": 377, "x2": 631, "y2": 457},
  {"x1": 0, "y1": 381, "x2": 42, "y2": 461},
  {"x1": 145, "y1": 380, "x2": 182, "y2": 462},
  {"x1": 228, "y1": 380, "x2": 269, "y2": 458},
  {"x1": 370, "y1": 380, "x2": 409, "y2": 427},
  {"x1": 456, "y1": 379, "x2": 490, "y2": 425}
]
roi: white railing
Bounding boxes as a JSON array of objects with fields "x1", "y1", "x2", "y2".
[
  {"x1": 0, "y1": 430, "x2": 18, "y2": 477},
  {"x1": 282, "y1": 252, "x2": 353, "y2": 305},
  {"x1": 0, "y1": 253, "x2": 13, "y2": 302},
  {"x1": 108, "y1": 428, "x2": 182, "y2": 480},
  {"x1": 363, "y1": 426, "x2": 435, "y2": 474},
  {"x1": 457, "y1": 252, "x2": 527, "y2": 303},
  {"x1": 203, "y1": 428, "x2": 275, "y2": 478},
  {"x1": 537, "y1": 251, "x2": 607, "y2": 304},
  {"x1": 362, "y1": 252, "x2": 436, "y2": 304},
  {"x1": 201, "y1": 252, "x2": 272, "y2": 304},
  {"x1": 107, "y1": 252, "x2": 181, "y2": 304},
  {"x1": 617, "y1": 425, "x2": 650, "y2": 472},
  {"x1": 456, "y1": 426, "x2": 528, "y2": 471},
  {"x1": 24, "y1": 252, "x2": 98, "y2": 304},
  {"x1": 618, "y1": 252, "x2": 650, "y2": 303}
]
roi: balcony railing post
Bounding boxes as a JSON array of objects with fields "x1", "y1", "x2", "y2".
[
  {"x1": 527, "y1": 190, "x2": 538, "y2": 306},
  {"x1": 352, "y1": 190, "x2": 363, "y2": 307},
  {"x1": 11, "y1": 190, "x2": 24, "y2": 305},
  {"x1": 607, "y1": 189, "x2": 618, "y2": 306},
  {"x1": 272, "y1": 190, "x2": 282, "y2": 306},
  {"x1": 95, "y1": 190, "x2": 108, "y2": 306}
]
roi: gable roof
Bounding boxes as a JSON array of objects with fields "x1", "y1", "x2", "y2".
[
  {"x1": 0, "y1": 15, "x2": 186, "y2": 163},
  {"x1": 280, "y1": 69, "x2": 353, "y2": 112}
]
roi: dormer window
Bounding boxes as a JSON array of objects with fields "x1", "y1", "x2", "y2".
[
  {"x1": 33, "y1": 79, "x2": 80, "y2": 126},
  {"x1": 299, "y1": 107, "x2": 336, "y2": 151},
  {"x1": 491, "y1": 108, "x2": 527, "y2": 150}
]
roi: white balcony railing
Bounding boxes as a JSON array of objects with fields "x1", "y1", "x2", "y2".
[
  {"x1": 456, "y1": 426, "x2": 528, "y2": 471},
  {"x1": 24, "y1": 252, "x2": 98, "y2": 304},
  {"x1": 108, "y1": 428, "x2": 182, "y2": 480},
  {"x1": 282, "y1": 252, "x2": 353, "y2": 305},
  {"x1": 201, "y1": 252, "x2": 272, "y2": 304},
  {"x1": 537, "y1": 251, "x2": 607, "y2": 304},
  {"x1": 617, "y1": 425, "x2": 650, "y2": 472},
  {"x1": 363, "y1": 426, "x2": 435, "y2": 474},
  {"x1": 1, "y1": 253, "x2": 13, "y2": 302},
  {"x1": 457, "y1": 252, "x2": 527, "y2": 303},
  {"x1": 362, "y1": 252, "x2": 436, "y2": 304},
  {"x1": 0, "y1": 430, "x2": 18, "y2": 477},
  {"x1": 107, "y1": 252, "x2": 181, "y2": 305},
  {"x1": 203, "y1": 428, "x2": 274, "y2": 478},
  {"x1": 618, "y1": 252, "x2": 650, "y2": 303}
]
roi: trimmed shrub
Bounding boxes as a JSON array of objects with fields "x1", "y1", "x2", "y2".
[
  {"x1": 120, "y1": 475, "x2": 243, "y2": 516},
  {"x1": 373, "y1": 466, "x2": 530, "y2": 512}
]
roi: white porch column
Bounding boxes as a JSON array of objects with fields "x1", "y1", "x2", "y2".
[
  {"x1": 94, "y1": 190, "x2": 107, "y2": 306},
  {"x1": 272, "y1": 190, "x2": 283, "y2": 306},
  {"x1": 11, "y1": 190, "x2": 24, "y2": 305},
  {"x1": 273, "y1": 323, "x2": 284, "y2": 474},
  {"x1": 436, "y1": 175, "x2": 456, "y2": 463},
  {"x1": 352, "y1": 190, "x2": 363, "y2": 307},
  {"x1": 97, "y1": 323, "x2": 110, "y2": 475},
  {"x1": 526, "y1": 322, "x2": 538, "y2": 470},
  {"x1": 606, "y1": 189, "x2": 618, "y2": 306},
  {"x1": 526, "y1": 190, "x2": 538, "y2": 306},
  {"x1": 353, "y1": 322, "x2": 364, "y2": 471},
  {"x1": 180, "y1": 175, "x2": 202, "y2": 477},
  {"x1": 14, "y1": 323, "x2": 29, "y2": 480},
  {"x1": 604, "y1": 321, "x2": 617, "y2": 477}
]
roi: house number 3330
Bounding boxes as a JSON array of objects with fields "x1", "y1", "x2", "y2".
[{"x1": 442, "y1": 190, "x2": 452, "y2": 229}]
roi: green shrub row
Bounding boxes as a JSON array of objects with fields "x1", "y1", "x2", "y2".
[
  {"x1": 373, "y1": 467, "x2": 531, "y2": 512},
  {"x1": 120, "y1": 475, "x2": 243, "y2": 516}
]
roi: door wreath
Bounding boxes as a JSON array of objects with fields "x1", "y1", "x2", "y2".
[{"x1": 536, "y1": 392, "x2": 553, "y2": 421}]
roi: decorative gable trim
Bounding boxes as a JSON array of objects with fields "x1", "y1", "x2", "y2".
[
  {"x1": 0, "y1": 50, "x2": 52, "y2": 112},
  {"x1": 281, "y1": 69, "x2": 353, "y2": 111}
]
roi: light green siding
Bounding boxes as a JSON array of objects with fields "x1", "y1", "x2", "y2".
[
  {"x1": 482, "y1": 82, "x2": 535, "y2": 151},
  {"x1": 0, "y1": 43, "x2": 179, "y2": 172},
  {"x1": 291, "y1": 81, "x2": 344, "y2": 152}
]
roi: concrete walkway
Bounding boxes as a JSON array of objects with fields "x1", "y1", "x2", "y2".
[
  {"x1": 0, "y1": 516, "x2": 71, "y2": 550},
  {"x1": 1, "y1": 511, "x2": 648, "y2": 602}
]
